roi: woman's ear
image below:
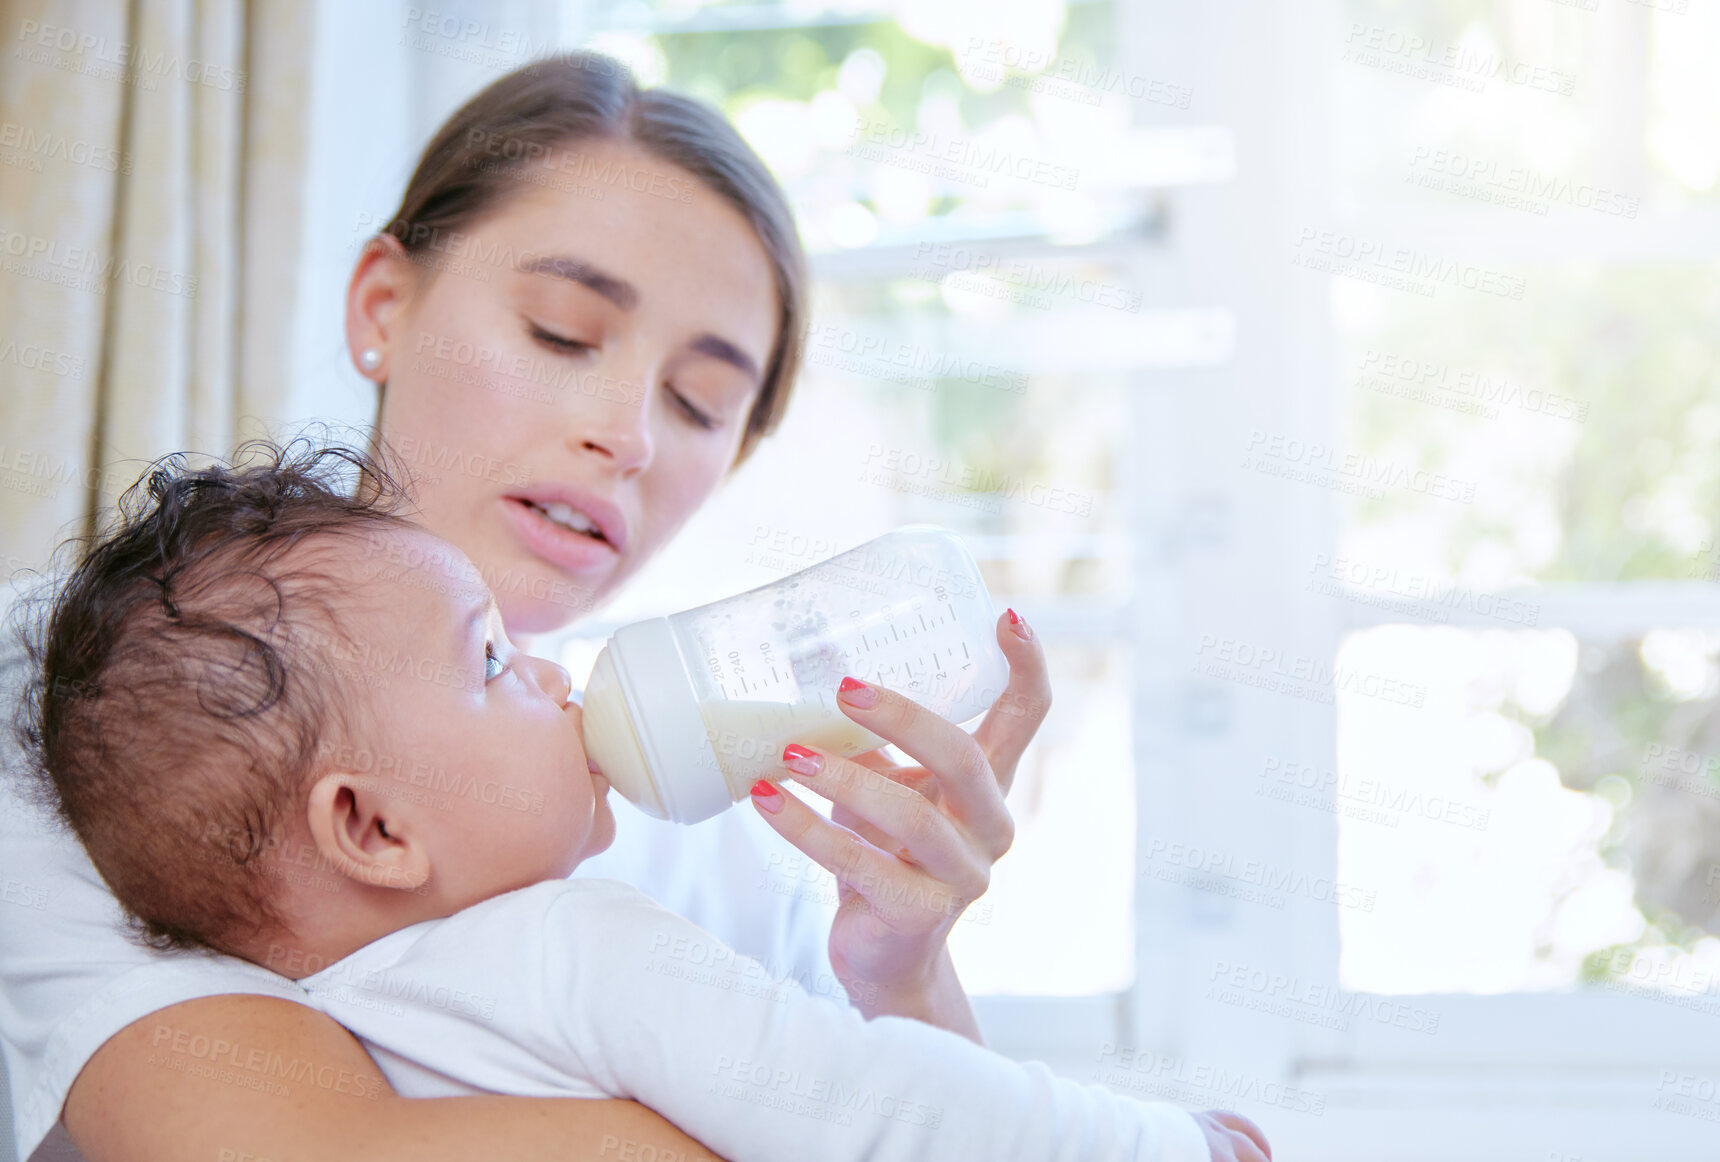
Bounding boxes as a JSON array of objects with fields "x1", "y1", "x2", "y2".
[
  {"x1": 305, "y1": 771, "x2": 432, "y2": 892},
  {"x1": 345, "y1": 233, "x2": 418, "y2": 384}
]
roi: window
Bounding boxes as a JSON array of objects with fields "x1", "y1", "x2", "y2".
[{"x1": 1140, "y1": 0, "x2": 1720, "y2": 1156}]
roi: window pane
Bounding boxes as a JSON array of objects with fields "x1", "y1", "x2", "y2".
[
  {"x1": 1337, "y1": 624, "x2": 1720, "y2": 998},
  {"x1": 1334, "y1": 0, "x2": 1720, "y2": 212},
  {"x1": 1334, "y1": 264, "x2": 1720, "y2": 585},
  {"x1": 615, "y1": 0, "x2": 1179, "y2": 249}
]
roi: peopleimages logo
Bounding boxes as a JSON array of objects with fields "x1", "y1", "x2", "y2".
[
  {"x1": 844, "y1": 118, "x2": 1080, "y2": 191},
  {"x1": 709, "y1": 1054, "x2": 943, "y2": 1128},
  {"x1": 1307, "y1": 552, "x2": 1541, "y2": 627},
  {"x1": 1092, "y1": 1044, "x2": 1327, "y2": 1116},
  {"x1": 1244, "y1": 429, "x2": 1478, "y2": 505},
  {"x1": 1141, "y1": 835, "x2": 1379, "y2": 912},
  {"x1": 1205, "y1": 959, "x2": 1443, "y2": 1035},
  {"x1": 809, "y1": 322, "x2": 1029, "y2": 393},
  {"x1": 1340, "y1": 23, "x2": 1577, "y2": 96},
  {"x1": 910, "y1": 241, "x2": 1144, "y2": 314},
  {"x1": 1194, "y1": 632, "x2": 1428, "y2": 709},
  {"x1": 0, "y1": 121, "x2": 131, "y2": 173},
  {"x1": 956, "y1": 38, "x2": 1194, "y2": 109},
  {"x1": 0, "y1": 338, "x2": 86, "y2": 380},
  {"x1": 1258, "y1": 755, "x2": 1492, "y2": 832},
  {"x1": 1407, "y1": 146, "x2": 1638, "y2": 219},
  {"x1": 0, "y1": 227, "x2": 197, "y2": 298},
  {"x1": 1354, "y1": 349, "x2": 1587, "y2": 424},
  {"x1": 14, "y1": 20, "x2": 247, "y2": 92},
  {"x1": 1292, "y1": 228, "x2": 1527, "y2": 300}
]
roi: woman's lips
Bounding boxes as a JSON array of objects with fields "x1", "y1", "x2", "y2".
[{"x1": 499, "y1": 496, "x2": 621, "y2": 575}]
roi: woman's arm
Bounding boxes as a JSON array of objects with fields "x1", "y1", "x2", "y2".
[{"x1": 64, "y1": 995, "x2": 726, "y2": 1162}]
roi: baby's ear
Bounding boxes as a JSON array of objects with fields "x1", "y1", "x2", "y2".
[{"x1": 305, "y1": 772, "x2": 431, "y2": 892}]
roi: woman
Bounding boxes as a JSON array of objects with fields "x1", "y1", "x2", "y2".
[{"x1": 0, "y1": 52, "x2": 1053, "y2": 1162}]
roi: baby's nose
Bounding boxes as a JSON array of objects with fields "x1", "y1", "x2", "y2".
[
  {"x1": 547, "y1": 660, "x2": 573, "y2": 704},
  {"x1": 522, "y1": 652, "x2": 574, "y2": 705}
]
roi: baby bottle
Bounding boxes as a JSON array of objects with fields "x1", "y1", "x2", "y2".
[{"x1": 580, "y1": 525, "x2": 1011, "y2": 824}]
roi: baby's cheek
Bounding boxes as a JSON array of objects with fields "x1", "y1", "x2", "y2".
[
  {"x1": 542, "y1": 782, "x2": 596, "y2": 854},
  {"x1": 576, "y1": 784, "x2": 617, "y2": 863}
]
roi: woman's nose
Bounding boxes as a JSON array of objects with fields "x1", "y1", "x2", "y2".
[{"x1": 570, "y1": 371, "x2": 654, "y2": 473}]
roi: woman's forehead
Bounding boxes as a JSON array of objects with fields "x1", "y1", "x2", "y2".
[{"x1": 470, "y1": 140, "x2": 779, "y2": 337}]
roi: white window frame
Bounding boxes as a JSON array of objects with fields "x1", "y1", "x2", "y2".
[{"x1": 1126, "y1": 2, "x2": 1720, "y2": 1158}]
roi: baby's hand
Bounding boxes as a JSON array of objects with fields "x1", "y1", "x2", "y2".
[{"x1": 1191, "y1": 1109, "x2": 1272, "y2": 1161}]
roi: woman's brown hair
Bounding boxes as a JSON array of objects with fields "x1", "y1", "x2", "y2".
[{"x1": 376, "y1": 51, "x2": 806, "y2": 467}]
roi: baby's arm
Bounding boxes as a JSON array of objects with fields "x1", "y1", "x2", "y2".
[{"x1": 550, "y1": 881, "x2": 1211, "y2": 1162}]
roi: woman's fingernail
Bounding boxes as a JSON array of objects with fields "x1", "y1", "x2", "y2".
[
  {"x1": 782, "y1": 743, "x2": 823, "y2": 777},
  {"x1": 1006, "y1": 608, "x2": 1032, "y2": 641},
  {"x1": 750, "y1": 779, "x2": 784, "y2": 813},
  {"x1": 837, "y1": 676, "x2": 878, "y2": 708}
]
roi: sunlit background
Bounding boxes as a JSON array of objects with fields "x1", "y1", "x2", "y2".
[{"x1": 8, "y1": 0, "x2": 1720, "y2": 1158}]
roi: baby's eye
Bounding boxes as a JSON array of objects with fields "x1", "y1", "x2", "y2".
[{"x1": 483, "y1": 641, "x2": 508, "y2": 683}]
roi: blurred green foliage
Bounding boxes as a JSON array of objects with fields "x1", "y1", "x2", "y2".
[
  {"x1": 1347, "y1": 264, "x2": 1720, "y2": 583},
  {"x1": 652, "y1": 1, "x2": 1114, "y2": 223},
  {"x1": 653, "y1": 3, "x2": 1113, "y2": 117},
  {"x1": 1348, "y1": 261, "x2": 1720, "y2": 979}
]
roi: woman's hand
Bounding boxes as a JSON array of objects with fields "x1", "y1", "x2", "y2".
[{"x1": 750, "y1": 609, "x2": 1051, "y2": 1039}]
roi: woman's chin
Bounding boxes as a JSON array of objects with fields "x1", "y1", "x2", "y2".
[{"x1": 489, "y1": 563, "x2": 611, "y2": 636}]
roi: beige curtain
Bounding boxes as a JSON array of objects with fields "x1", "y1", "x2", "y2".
[{"x1": 0, "y1": 0, "x2": 314, "y2": 575}]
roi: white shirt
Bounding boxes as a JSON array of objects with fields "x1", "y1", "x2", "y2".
[
  {"x1": 0, "y1": 626, "x2": 837, "y2": 1162},
  {"x1": 297, "y1": 879, "x2": 1206, "y2": 1162}
]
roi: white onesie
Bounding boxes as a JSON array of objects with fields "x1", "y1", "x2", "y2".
[{"x1": 296, "y1": 878, "x2": 1207, "y2": 1162}]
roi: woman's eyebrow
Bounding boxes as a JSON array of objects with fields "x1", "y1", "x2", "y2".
[
  {"x1": 690, "y1": 334, "x2": 762, "y2": 384},
  {"x1": 519, "y1": 254, "x2": 639, "y2": 310}
]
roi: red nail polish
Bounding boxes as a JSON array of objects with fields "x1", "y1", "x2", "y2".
[
  {"x1": 837, "y1": 676, "x2": 878, "y2": 708},
  {"x1": 782, "y1": 743, "x2": 822, "y2": 776},
  {"x1": 750, "y1": 779, "x2": 784, "y2": 814},
  {"x1": 1006, "y1": 608, "x2": 1032, "y2": 641}
]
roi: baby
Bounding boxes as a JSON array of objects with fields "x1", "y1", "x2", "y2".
[{"x1": 20, "y1": 443, "x2": 1270, "y2": 1162}]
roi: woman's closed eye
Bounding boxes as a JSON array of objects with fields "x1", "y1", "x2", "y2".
[
  {"x1": 527, "y1": 321, "x2": 594, "y2": 355},
  {"x1": 670, "y1": 386, "x2": 717, "y2": 430},
  {"x1": 528, "y1": 318, "x2": 718, "y2": 429}
]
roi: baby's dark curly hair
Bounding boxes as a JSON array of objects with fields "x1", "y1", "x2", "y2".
[{"x1": 16, "y1": 438, "x2": 416, "y2": 954}]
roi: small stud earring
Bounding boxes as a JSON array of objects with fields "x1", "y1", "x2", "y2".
[{"x1": 360, "y1": 348, "x2": 382, "y2": 372}]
